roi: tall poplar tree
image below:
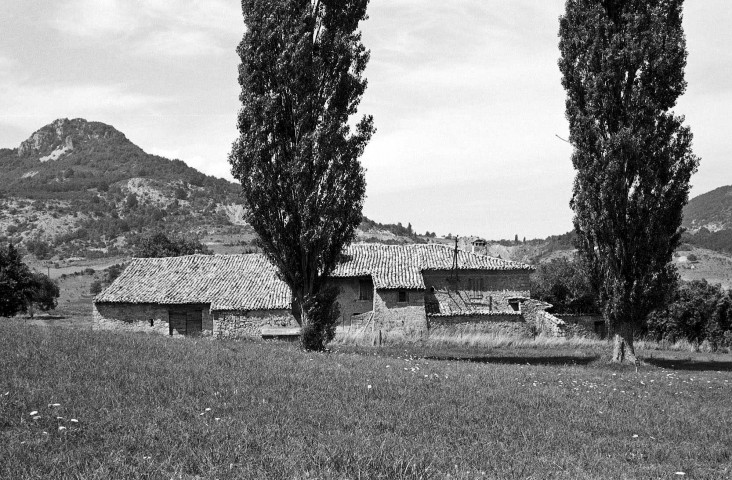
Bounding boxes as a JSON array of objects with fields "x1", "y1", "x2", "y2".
[
  {"x1": 230, "y1": 0, "x2": 374, "y2": 350},
  {"x1": 559, "y1": 0, "x2": 699, "y2": 363}
]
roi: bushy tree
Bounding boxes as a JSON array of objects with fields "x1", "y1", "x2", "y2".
[
  {"x1": 132, "y1": 233, "x2": 211, "y2": 258},
  {"x1": 530, "y1": 257, "x2": 599, "y2": 315},
  {"x1": 647, "y1": 280, "x2": 732, "y2": 349},
  {"x1": 0, "y1": 244, "x2": 31, "y2": 317},
  {"x1": 23, "y1": 272, "x2": 60, "y2": 317},
  {"x1": 559, "y1": 0, "x2": 699, "y2": 362},
  {"x1": 0, "y1": 244, "x2": 59, "y2": 317},
  {"x1": 230, "y1": 0, "x2": 374, "y2": 350}
]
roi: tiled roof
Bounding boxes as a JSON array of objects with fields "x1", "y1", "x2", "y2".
[
  {"x1": 95, "y1": 244, "x2": 533, "y2": 309},
  {"x1": 333, "y1": 243, "x2": 533, "y2": 289},
  {"x1": 95, "y1": 254, "x2": 290, "y2": 311}
]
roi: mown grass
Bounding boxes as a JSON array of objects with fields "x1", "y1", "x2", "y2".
[{"x1": 1, "y1": 321, "x2": 731, "y2": 479}]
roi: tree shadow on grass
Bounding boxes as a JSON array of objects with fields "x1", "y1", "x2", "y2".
[
  {"x1": 642, "y1": 357, "x2": 732, "y2": 372},
  {"x1": 424, "y1": 355, "x2": 600, "y2": 367}
]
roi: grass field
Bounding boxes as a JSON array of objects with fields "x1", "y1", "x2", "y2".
[{"x1": 1, "y1": 321, "x2": 731, "y2": 479}]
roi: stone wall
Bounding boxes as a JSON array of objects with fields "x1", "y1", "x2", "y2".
[
  {"x1": 522, "y1": 300, "x2": 566, "y2": 337},
  {"x1": 213, "y1": 309, "x2": 297, "y2": 339},
  {"x1": 93, "y1": 302, "x2": 213, "y2": 337},
  {"x1": 557, "y1": 314, "x2": 606, "y2": 338},
  {"x1": 422, "y1": 270, "x2": 530, "y2": 312},
  {"x1": 331, "y1": 277, "x2": 374, "y2": 328},
  {"x1": 428, "y1": 313, "x2": 533, "y2": 338},
  {"x1": 371, "y1": 289, "x2": 427, "y2": 341}
]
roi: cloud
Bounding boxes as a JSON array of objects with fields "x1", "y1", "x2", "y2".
[
  {"x1": 51, "y1": 0, "x2": 242, "y2": 58},
  {"x1": 0, "y1": 79, "x2": 172, "y2": 136},
  {"x1": 52, "y1": 0, "x2": 140, "y2": 38},
  {"x1": 136, "y1": 29, "x2": 228, "y2": 58}
]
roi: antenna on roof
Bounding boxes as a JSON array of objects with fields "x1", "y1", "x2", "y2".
[{"x1": 451, "y1": 236, "x2": 459, "y2": 282}]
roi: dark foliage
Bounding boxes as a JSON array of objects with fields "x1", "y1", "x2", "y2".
[
  {"x1": 0, "y1": 244, "x2": 30, "y2": 317},
  {"x1": 0, "y1": 244, "x2": 59, "y2": 317},
  {"x1": 682, "y1": 228, "x2": 732, "y2": 255},
  {"x1": 647, "y1": 280, "x2": 732, "y2": 349},
  {"x1": 132, "y1": 233, "x2": 211, "y2": 258},
  {"x1": 23, "y1": 272, "x2": 60, "y2": 314},
  {"x1": 530, "y1": 257, "x2": 600, "y2": 315},
  {"x1": 230, "y1": 0, "x2": 374, "y2": 350},
  {"x1": 559, "y1": 0, "x2": 699, "y2": 361}
]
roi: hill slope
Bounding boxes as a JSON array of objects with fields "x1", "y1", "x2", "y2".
[
  {"x1": 0, "y1": 119, "x2": 427, "y2": 260},
  {"x1": 0, "y1": 118, "x2": 249, "y2": 259},
  {"x1": 683, "y1": 185, "x2": 732, "y2": 233}
]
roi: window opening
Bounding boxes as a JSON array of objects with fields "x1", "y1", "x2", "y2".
[{"x1": 359, "y1": 279, "x2": 373, "y2": 301}]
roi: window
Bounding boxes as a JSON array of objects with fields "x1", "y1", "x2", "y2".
[
  {"x1": 509, "y1": 300, "x2": 521, "y2": 312},
  {"x1": 398, "y1": 291, "x2": 408, "y2": 303},
  {"x1": 467, "y1": 278, "x2": 482, "y2": 301},
  {"x1": 359, "y1": 279, "x2": 373, "y2": 301}
]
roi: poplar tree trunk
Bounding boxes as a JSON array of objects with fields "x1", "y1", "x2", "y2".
[{"x1": 611, "y1": 323, "x2": 637, "y2": 364}]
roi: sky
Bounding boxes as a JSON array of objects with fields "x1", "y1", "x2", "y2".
[{"x1": 1, "y1": 1, "x2": 730, "y2": 240}]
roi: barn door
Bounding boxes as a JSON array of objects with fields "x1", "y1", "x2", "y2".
[
  {"x1": 186, "y1": 311, "x2": 202, "y2": 336},
  {"x1": 169, "y1": 311, "x2": 188, "y2": 336},
  {"x1": 169, "y1": 309, "x2": 202, "y2": 336}
]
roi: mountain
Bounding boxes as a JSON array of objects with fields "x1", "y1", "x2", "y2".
[
  {"x1": 679, "y1": 185, "x2": 732, "y2": 255},
  {"x1": 0, "y1": 118, "x2": 249, "y2": 260},
  {"x1": 0, "y1": 118, "x2": 427, "y2": 261},
  {"x1": 682, "y1": 185, "x2": 732, "y2": 233}
]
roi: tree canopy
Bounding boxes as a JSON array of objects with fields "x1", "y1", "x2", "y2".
[
  {"x1": 230, "y1": 0, "x2": 374, "y2": 350},
  {"x1": 132, "y1": 233, "x2": 212, "y2": 258},
  {"x1": 558, "y1": 0, "x2": 699, "y2": 362},
  {"x1": 0, "y1": 244, "x2": 59, "y2": 318},
  {"x1": 530, "y1": 256, "x2": 599, "y2": 315}
]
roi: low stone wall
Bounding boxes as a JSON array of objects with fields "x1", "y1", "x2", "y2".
[
  {"x1": 213, "y1": 309, "x2": 297, "y2": 339},
  {"x1": 428, "y1": 313, "x2": 532, "y2": 338},
  {"x1": 94, "y1": 302, "x2": 172, "y2": 335},
  {"x1": 557, "y1": 314, "x2": 605, "y2": 339},
  {"x1": 93, "y1": 302, "x2": 214, "y2": 337},
  {"x1": 521, "y1": 299, "x2": 566, "y2": 337}
]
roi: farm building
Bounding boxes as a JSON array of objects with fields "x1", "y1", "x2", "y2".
[{"x1": 93, "y1": 243, "x2": 565, "y2": 340}]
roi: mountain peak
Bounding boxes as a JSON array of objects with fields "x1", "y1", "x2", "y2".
[{"x1": 17, "y1": 118, "x2": 128, "y2": 158}]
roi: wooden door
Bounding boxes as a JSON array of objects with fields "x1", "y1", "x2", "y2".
[
  {"x1": 186, "y1": 311, "x2": 202, "y2": 336},
  {"x1": 169, "y1": 309, "x2": 202, "y2": 336}
]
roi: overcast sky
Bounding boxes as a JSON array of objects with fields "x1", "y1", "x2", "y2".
[{"x1": 1, "y1": 1, "x2": 730, "y2": 239}]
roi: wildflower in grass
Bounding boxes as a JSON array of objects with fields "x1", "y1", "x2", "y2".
[
  {"x1": 48, "y1": 403, "x2": 60, "y2": 407},
  {"x1": 56, "y1": 417, "x2": 63, "y2": 420},
  {"x1": 33, "y1": 416, "x2": 41, "y2": 420},
  {"x1": 58, "y1": 426, "x2": 66, "y2": 431},
  {"x1": 29, "y1": 411, "x2": 38, "y2": 416},
  {"x1": 367, "y1": 385, "x2": 372, "y2": 389},
  {"x1": 70, "y1": 419, "x2": 78, "y2": 423},
  {"x1": 205, "y1": 408, "x2": 211, "y2": 412}
]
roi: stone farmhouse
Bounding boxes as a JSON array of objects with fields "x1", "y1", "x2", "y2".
[{"x1": 93, "y1": 243, "x2": 565, "y2": 340}]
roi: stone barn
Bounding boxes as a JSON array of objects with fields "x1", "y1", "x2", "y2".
[{"x1": 94, "y1": 243, "x2": 565, "y2": 339}]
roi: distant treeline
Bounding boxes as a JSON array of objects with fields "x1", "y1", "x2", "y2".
[{"x1": 681, "y1": 228, "x2": 732, "y2": 255}]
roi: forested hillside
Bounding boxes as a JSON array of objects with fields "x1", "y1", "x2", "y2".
[{"x1": 0, "y1": 119, "x2": 247, "y2": 259}]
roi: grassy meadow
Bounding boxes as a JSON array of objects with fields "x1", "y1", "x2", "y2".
[{"x1": 1, "y1": 321, "x2": 731, "y2": 479}]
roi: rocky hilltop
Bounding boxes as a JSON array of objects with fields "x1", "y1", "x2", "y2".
[
  {"x1": 0, "y1": 119, "x2": 424, "y2": 260},
  {"x1": 17, "y1": 118, "x2": 127, "y2": 158},
  {"x1": 0, "y1": 118, "x2": 248, "y2": 259}
]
